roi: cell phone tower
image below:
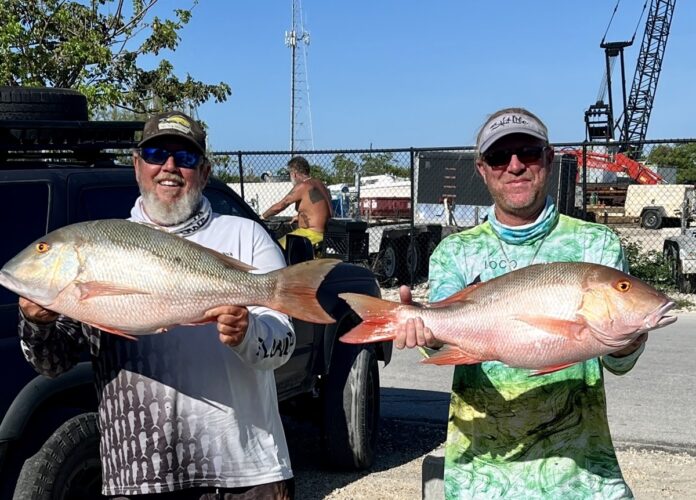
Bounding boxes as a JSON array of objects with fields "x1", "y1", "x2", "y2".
[{"x1": 285, "y1": 0, "x2": 314, "y2": 152}]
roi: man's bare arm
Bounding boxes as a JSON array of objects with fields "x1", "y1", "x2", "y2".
[{"x1": 262, "y1": 185, "x2": 304, "y2": 219}]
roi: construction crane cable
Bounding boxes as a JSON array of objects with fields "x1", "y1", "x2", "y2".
[
  {"x1": 601, "y1": 0, "x2": 621, "y2": 45},
  {"x1": 631, "y1": 1, "x2": 650, "y2": 43}
]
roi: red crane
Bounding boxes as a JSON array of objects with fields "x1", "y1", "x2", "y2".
[{"x1": 563, "y1": 149, "x2": 664, "y2": 185}]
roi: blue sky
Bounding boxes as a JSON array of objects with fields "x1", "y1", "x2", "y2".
[{"x1": 155, "y1": 1, "x2": 695, "y2": 152}]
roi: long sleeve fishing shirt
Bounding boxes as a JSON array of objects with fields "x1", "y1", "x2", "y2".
[
  {"x1": 430, "y1": 205, "x2": 640, "y2": 500},
  {"x1": 19, "y1": 210, "x2": 294, "y2": 495}
]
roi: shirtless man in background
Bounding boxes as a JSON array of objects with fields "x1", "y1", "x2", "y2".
[{"x1": 262, "y1": 155, "x2": 333, "y2": 249}]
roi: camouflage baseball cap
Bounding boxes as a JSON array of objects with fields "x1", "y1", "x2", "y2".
[{"x1": 138, "y1": 111, "x2": 206, "y2": 154}]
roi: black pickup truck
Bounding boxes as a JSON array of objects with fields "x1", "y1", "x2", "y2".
[{"x1": 0, "y1": 87, "x2": 391, "y2": 499}]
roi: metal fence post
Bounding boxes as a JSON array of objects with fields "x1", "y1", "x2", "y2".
[
  {"x1": 581, "y1": 142, "x2": 588, "y2": 220},
  {"x1": 237, "y1": 151, "x2": 244, "y2": 200},
  {"x1": 409, "y1": 147, "x2": 416, "y2": 285}
]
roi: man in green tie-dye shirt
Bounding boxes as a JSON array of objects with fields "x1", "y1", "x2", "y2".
[{"x1": 396, "y1": 108, "x2": 647, "y2": 499}]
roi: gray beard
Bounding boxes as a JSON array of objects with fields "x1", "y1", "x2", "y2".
[{"x1": 140, "y1": 187, "x2": 203, "y2": 226}]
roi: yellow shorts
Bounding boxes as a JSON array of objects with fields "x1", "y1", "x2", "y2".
[{"x1": 278, "y1": 228, "x2": 324, "y2": 250}]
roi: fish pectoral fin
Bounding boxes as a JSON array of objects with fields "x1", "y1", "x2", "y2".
[
  {"x1": 530, "y1": 362, "x2": 578, "y2": 376},
  {"x1": 75, "y1": 281, "x2": 151, "y2": 300},
  {"x1": 513, "y1": 315, "x2": 588, "y2": 341},
  {"x1": 427, "y1": 284, "x2": 484, "y2": 308},
  {"x1": 421, "y1": 345, "x2": 483, "y2": 366}
]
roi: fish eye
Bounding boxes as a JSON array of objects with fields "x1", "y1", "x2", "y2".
[
  {"x1": 36, "y1": 242, "x2": 50, "y2": 253},
  {"x1": 614, "y1": 279, "x2": 632, "y2": 293}
]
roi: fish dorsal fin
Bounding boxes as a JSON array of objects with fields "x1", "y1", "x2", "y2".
[
  {"x1": 133, "y1": 220, "x2": 162, "y2": 231},
  {"x1": 133, "y1": 220, "x2": 257, "y2": 272},
  {"x1": 427, "y1": 282, "x2": 484, "y2": 309},
  {"x1": 198, "y1": 245, "x2": 257, "y2": 272}
]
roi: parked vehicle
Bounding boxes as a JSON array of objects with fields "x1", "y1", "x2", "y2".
[{"x1": 0, "y1": 87, "x2": 391, "y2": 499}]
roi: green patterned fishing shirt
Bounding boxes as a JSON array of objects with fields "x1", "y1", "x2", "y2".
[{"x1": 429, "y1": 210, "x2": 637, "y2": 500}]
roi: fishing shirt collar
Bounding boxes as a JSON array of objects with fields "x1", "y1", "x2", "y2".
[
  {"x1": 130, "y1": 195, "x2": 213, "y2": 236},
  {"x1": 487, "y1": 196, "x2": 559, "y2": 245}
]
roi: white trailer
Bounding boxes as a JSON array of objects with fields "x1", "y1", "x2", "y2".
[{"x1": 624, "y1": 184, "x2": 695, "y2": 229}]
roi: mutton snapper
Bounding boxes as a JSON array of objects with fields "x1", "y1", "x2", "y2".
[
  {"x1": 0, "y1": 219, "x2": 339, "y2": 337},
  {"x1": 339, "y1": 262, "x2": 676, "y2": 374}
]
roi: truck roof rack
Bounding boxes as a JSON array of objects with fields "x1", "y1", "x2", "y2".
[
  {"x1": 0, "y1": 119, "x2": 145, "y2": 166},
  {"x1": 0, "y1": 119, "x2": 144, "y2": 150}
]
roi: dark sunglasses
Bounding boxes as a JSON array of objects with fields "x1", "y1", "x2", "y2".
[
  {"x1": 483, "y1": 145, "x2": 549, "y2": 168},
  {"x1": 139, "y1": 147, "x2": 203, "y2": 169}
]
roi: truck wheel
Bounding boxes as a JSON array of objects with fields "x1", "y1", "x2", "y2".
[
  {"x1": 641, "y1": 210, "x2": 662, "y2": 230},
  {"x1": 321, "y1": 343, "x2": 379, "y2": 470},
  {"x1": 13, "y1": 413, "x2": 103, "y2": 500},
  {"x1": 0, "y1": 87, "x2": 89, "y2": 121}
]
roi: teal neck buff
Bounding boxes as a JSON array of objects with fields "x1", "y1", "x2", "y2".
[{"x1": 487, "y1": 196, "x2": 559, "y2": 245}]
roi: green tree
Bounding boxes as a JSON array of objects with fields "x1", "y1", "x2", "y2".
[
  {"x1": 360, "y1": 152, "x2": 409, "y2": 178},
  {"x1": 647, "y1": 143, "x2": 696, "y2": 184},
  {"x1": 0, "y1": 0, "x2": 231, "y2": 115},
  {"x1": 332, "y1": 154, "x2": 359, "y2": 184},
  {"x1": 309, "y1": 163, "x2": 332, "y2": 184}
]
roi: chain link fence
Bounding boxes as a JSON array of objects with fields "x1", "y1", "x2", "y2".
[{"x1": 209, "y1": 138, "x2": 696, "y2": 291}]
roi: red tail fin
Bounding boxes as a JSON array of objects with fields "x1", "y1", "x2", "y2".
[
  {"x1": 339, "y1": 292, "x2": 401, "y2": 343},
  {"x1": 269, "y1": 259, "x2": 340, "y2": 324}
]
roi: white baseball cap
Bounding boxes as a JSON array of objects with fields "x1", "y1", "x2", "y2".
[{"x1": 476, "y1": 111, "x2": 549, "y2": 154}]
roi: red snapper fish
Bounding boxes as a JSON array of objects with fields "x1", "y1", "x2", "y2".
[
  {"x1": 339, "y1": 262, "x2": 676, "y2": 374},
  {"x1": 0, "y1": 219, "x2": 339, "y2": 337}
]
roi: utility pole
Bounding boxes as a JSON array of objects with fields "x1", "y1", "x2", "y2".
[{"x1": 285, "y1": 0, "x2": 314, "y2": 152}]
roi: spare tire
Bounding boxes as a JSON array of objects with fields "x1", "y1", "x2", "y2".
[{"x1": 0, "y1": 87, "x2": 88, "y2": 121}]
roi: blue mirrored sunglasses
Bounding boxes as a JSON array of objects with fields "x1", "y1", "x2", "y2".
[{"x1": 139, "y1": 147, "x2": 203, "y2": 169}]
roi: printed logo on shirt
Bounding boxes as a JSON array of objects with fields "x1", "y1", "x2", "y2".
[
  {"x1": 257, "y1": 331, "x2": 295, "y2": 359},
  {"x1": 485, "y1": 258, "x2": 518, "y2": 270}
]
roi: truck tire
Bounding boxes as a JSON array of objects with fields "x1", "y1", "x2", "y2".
[
  {"x1": 321, "y1": 343, "x2": 379, "y2": 470},
  {"x1": 641, "y1": 210, "x2": 662, "y2": 230},
  {"x1": 0, "y1": 87, "x2": 88, "y2": 121},
  {"x1": 13, "y1": 413, "x2": 104, "y2": 500}
]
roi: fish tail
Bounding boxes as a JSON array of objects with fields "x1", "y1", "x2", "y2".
[
  {"x1": 269, "y1": 259, "x2": 341, "y2": 324},
  {"x1": 338, "y1": 292, "x2": 401, "y2": 344}
]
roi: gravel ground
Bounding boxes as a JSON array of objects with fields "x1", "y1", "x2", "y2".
[
  {"x1": 284, "y1": 283, "x2": 696, "y2": 499},
  {"x1": 286, "y1": 416, "x2": 696, "y2": 499}
]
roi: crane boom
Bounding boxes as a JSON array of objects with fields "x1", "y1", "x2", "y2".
[
  {"x1": 564, "y1": 149, "x2": 664, "y2": 185},
  {"x1": 622, "y1": 0, "x2": 676, "y2": 157},
  {"x1": 585, "y1": 0, "x2": 676, "y2": 158}
]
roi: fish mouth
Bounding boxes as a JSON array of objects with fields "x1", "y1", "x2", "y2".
[
  {"x1": 0, "y1": 268, "x2": 54, "y2": 306},
  {"x1": 642, "y1": 300, "x2": 677, "y2": 331},
  {"x1": 0, "y1": 269, "x2": 20, "y2": 294}
]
